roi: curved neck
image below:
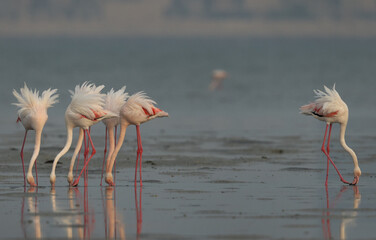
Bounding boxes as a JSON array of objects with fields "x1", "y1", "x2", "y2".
[
  {"x1": 339, "y1": 123, "x2": 359, "y2": 169},
  {"x1": 27, "y1": 129, "x2": 42, "y2": 175},
  {"x1": 69, "y1": 128, "x2": 84, "y2": 173},
  {"x1": 106, "y1": 121, "x2": 129, "y2": 174},
  {"x1": 51, "y1": 125, "x2": 73, "y2": 174}
]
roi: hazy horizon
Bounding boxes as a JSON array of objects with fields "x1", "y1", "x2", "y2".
[{"x1": 1, "y1": 0, "x2": 376, "y2": 38}]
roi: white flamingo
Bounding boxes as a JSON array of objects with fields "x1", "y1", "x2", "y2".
[
  {"x1": 105, "y1": 92, "x2": 168, "y2": 186},
  {"x1": 13, "y1": 83, "x2": 58, "y2": 187},
  {"x1": 100, "y1": 87, "x2": 129, "y2": 186},
  {"x1": 300, "y1": 84, "x2": 361, "y2": 185},
  {"x1": 50, "y1": 82, "x2": 117, "y2": 187}
]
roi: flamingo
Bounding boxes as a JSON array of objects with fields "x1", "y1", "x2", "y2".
[
  {"x1": 100, "y1": 87, "x2": 129, "y2": 186},
  {"x1": 105, "y1": 92, "x2": 168, "y2": 186},
  {"x1": 13, "y1": 83, "x2": 58, "y2": 187},
  {"x1": 300, "y1": 84, "x2": 361, "y2": 185},
  {"x1": 49, "y1": 82, "x2": 117, "y2": 187},
  {"x1": 209, "y1": 69, "x2": 227, "y2": 91}
]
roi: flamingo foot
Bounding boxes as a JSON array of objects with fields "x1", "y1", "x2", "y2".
[
  {"x1": 71, "y1": 179, "x2": 80, "y2": 187},
  {"x1": 350, "y1": 176, "x2": 359, "y2": 185},
  {"x1": 340, "y1": 178, "x2": 351, "y2": 185}
]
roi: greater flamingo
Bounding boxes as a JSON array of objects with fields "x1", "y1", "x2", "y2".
[
  {"x1": 300, "y1": 85, "x2": 361, "y2": 185},
  {"x1": 13, "y1": 83, "x2": 58, "y2": 187},
  {"x1": 209, "y1": 69, "x2": 227, "y2": 91},
  {"x1": 105, "y1": 92, "x2": 168, "y2": 186},
  {"x1": 100, "y1": 87, "x2": 129, "y2": 186},
  {"x1": 50, "y1": 82, "x2": 117, "y2": 187}
]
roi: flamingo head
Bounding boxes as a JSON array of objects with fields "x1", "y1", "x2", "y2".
[
  {"x1": 27, "y1": 174, "x2": 36, "y2": 187},
  {"x1": 351, "y1": 166, "x2": 361, "y2": 185},
  {"x1": 67, "y1": 172, "x2": 74, "y2": 185},
  {"x1": 50, "y1": 173, "x2": 56, "y2": 186},
  {"x1": 105, "y1": 173, "x2": 114, "y2": 186}
]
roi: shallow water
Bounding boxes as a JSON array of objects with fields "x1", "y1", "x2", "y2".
[{"x1": 0, "y1": 133, "x2": 376, "y2": 239}]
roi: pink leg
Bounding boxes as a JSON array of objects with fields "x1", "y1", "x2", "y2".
[
  {"x1": 72, "y1": 129, "x2": 97, "y2": 187},
  {"x1": 114, "y1": 126, "x2": 117, "y2": 184},
  {"x1": 86, "y1": 128, "x2": 91, "y2": 181},
  {"x1": 322, "y1": 124, "x2": 331, "y2": 186},
  {"x1": 321, "y1": 124, "x2": 351, "y2": 185},
  {"x1": 101, "y1": 127, "x2": 108, "y2": 186},
  {"x1": 20, "y1": 131, "x2": 28, "y2": 187},
  {"x1": 84, "y1": 130, "x2": 90, "y2": 186},
  {"x1": 135, "y1": 125, "x2": 143, "y2": 186},
  {"x1": 134, "y1": 148, "x2": 139, "y2": 185},
  {"x1": 75, "y1": 146, "x2": 82, "y2": 179}
]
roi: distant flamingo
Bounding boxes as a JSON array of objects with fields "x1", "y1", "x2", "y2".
[
  {"x1": 105, "y1": 92, "x2": 168, "y2": 186},
  {"x1": 100, "y1": 87, "x2": 129, "y2": 186},
  {"x1": 13, "y1": 83, "x2": 58, "y2": 187},
  {"x1": 300, "y1": 85, "x2": 361, "y2": 185},
  {"x1": 209, "y1": 69, "x2": 227, "y2": 91},
  {"x1": 49, "y1": 82, "x2": 117, "y2": 187}
]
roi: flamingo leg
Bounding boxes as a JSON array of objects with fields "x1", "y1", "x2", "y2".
[
  {"x1": 86, "y1": 127, "x2": 91, "y2": 184},
  {"x1": 135, "y1": 125, "x2": 143, "y2": 186},
  {"x1": 72, "y1": 129, "x2": 97, "y2": 187},
  {"x1": 20, "y1": 130, "x2": 28, "y2": 187},
  {"x1": 74, "y1": 146, "x2": 82, "y2": 179},
  {"x1": 84, "y1": 129, "x2": 90, "y2": 187},
  {"x1": 323, "y1": 124, "x2": 332, "y2": 186},
  {"x1": 321, "y1": 124, "x2": 351, "y2": 185},
  {"x1": 114, "y1": 126, "x2": 117, "y2": 184},
  {"x1": 101, "y1": 127, "x2": 108, "y2": 186}
]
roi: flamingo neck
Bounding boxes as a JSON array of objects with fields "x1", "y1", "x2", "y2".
[
  {"x1": 27, "y1": 129, "x2": 42, "y2": 176},
  {"x1": 51, "y1": 126, "x2": 73, "y2": 174},
  {"x1": 106, "y1": 121, "x2": 129, "y2": 175},
  {"x1": 339, "y1": 123, "x2": 359, "y2": 171}
]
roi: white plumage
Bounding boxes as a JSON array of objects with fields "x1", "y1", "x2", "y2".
[
  {"x1": 67, "y1": 82, "x2": 110, "y2": 125},
  {"x1": 13, "y1": 83, "x2": 58, "y2": 186},
  {"x1": 300, "y1": 84, "x2": 348, "y2": 123},
  {"x1": 13, "y1": 83, "x2": 58, "y2": 129}
]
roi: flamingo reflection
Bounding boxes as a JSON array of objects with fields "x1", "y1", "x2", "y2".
[
  {"x1": 21, "y1": 187, "x2": 42, "y2": 239},
  {"x1": 50, "y1": 187, "x2": 95, "y2": 239},
  {"x1": 322, "y1": 185, "x2": 360, "y2": 240},
  {"x1": 340, "y1": 186, "x2": 361, "y2": 240},
  {"x1": 135, "y1": 186, "x2": 143, "y2": 238},
  {"x1": 101, "y1": 187, "x2": 126, "y2": 239}
]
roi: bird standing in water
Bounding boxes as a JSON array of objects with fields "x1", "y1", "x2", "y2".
[
  {"x1": 300, "y1": 85, "x2": 361, "y2": 185},
  {"x1": 105, "y1": 92, "x2": 168, "y2": 186},
  {"x1": 13, "y1": 83, "x2": 58, "y2": 187},
  {"x1": 100, "y1": 86, "x2": 128, "y2": 186},
  {"x1": 50, "y1": 82, "x2": 117, "y2": 187}
]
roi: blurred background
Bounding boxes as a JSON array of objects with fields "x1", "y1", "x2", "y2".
[{"x1": 1, "y1": 0, "x2": 376, "y2": 139}]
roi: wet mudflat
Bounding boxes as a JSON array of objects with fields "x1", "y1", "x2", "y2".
[{"x1": 0, "y1": 132, "x2": 376, "y2": 239}]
